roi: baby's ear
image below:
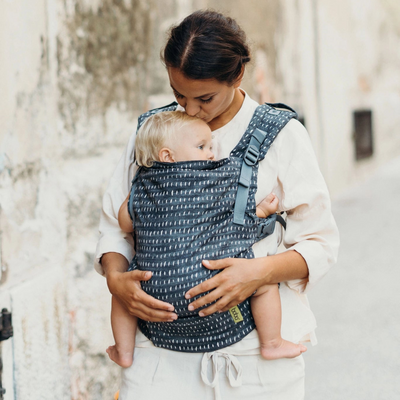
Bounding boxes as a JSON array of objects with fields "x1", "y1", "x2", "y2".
[{"x1": 159, "y1": 148, "x2": 175, "y2": 163}]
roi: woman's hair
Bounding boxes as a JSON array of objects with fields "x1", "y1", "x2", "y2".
[
  {"x1": 135, "y1": 111, "x2": 199, "y2": 167},
  {"x1": 162, "y1": 10, "x2": 251, "y2": 84}
]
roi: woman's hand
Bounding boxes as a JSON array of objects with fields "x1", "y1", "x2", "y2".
[
  {"x1": 107, "y1": 270, "x2": 178, "y2": 321},
  {"x1": 103, "y1": 252, "x2": 177, "y2": 322},
  {"x1": 184, "y1": 258, "x2": 269, "y2": 317}
]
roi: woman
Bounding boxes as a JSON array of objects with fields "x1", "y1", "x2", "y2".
[{"x1": 95, "y1": 10, "x2": 339, "y2": 400}]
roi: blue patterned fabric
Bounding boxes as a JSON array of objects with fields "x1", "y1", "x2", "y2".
[{"x1": 128, "y1": 102, "x2": 296, "y2": 352}]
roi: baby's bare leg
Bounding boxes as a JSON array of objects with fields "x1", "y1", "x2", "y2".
[
  {"x1": 256, "y1": 193, "x2": 279, "y2": 218},
  {"x1": 106, "y1": 295, "x2": 137, "y2": 368},
  {"x1": 251, "y1": 284, "x2": 307, "y2": 360}
]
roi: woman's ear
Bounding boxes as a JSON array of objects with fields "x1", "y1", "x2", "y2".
[
  {"x1": 233, "y1": 65, "x2": 245, "y2": 89},
  {"x1": 159, "y1": 148, "x2": 176, "y2": 163}
]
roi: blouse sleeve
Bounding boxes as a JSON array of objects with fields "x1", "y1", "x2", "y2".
[
  {"x1": 94, "y1": 131, "x2": 138, "y2": 276},
  {"x1": 275, "y1": 119, "x2": 340, "y2": 293}
]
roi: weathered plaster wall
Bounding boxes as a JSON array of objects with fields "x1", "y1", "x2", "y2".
[
  {"x1": 207, "y1": 0, "x2": 400, "y2": 194},
  {"x1": 0, "y1": 1, "x2": 196, "y2": 399},
  {"x1": 275, "y1": 0, "x2": 400, "y2": 193}
]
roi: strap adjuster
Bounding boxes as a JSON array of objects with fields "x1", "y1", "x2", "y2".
[
  {"x1": 244, "y1": 145, "x2": 259, "y2": 166},
  {"x1": 257, "y1": 217, "x2": 276, "y2": 237}
]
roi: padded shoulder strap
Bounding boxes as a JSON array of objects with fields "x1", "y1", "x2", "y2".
[
  {"x1": 233, "y1": 128, "x2": 267, "y2": 225},
  {"x1": 265, "y1": 102, "x2": 297, "y2": 115},
  {"x1": 136, "y1": 101, "x2": 179, "y2": 132},
  {"x1": 233, "y1": 103, "x2": 297, "y2": 226}
]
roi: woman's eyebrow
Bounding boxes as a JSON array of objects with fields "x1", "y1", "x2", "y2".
[{"x1": 170, "y1": 85, "x2": 217, "y2": 99}]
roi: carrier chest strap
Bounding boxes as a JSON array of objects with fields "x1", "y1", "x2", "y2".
[
  {"x1": 256, "y1": 212, "x2": 287, "y2": 240},
  {"x1": 233, "y1": 128, "x2": 267, "y2": 225}
]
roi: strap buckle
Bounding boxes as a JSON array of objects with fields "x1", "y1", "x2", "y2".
[
  {"x1": 243, "y1": 145, "x2": 259, "y2": 166},
  {"x1": 257, "y1": 216, "x2": 276, "y2": 238}
]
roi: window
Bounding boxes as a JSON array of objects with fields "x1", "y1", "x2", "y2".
[{"x1": 354, "y1": 110, "x2": 373, "y2": 160}]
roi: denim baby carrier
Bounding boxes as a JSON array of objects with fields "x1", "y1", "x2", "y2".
[{"x1": 128, "y1": 102, "x2": 297, "y2": 352}]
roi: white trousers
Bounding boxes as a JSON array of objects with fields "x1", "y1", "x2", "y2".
[{"x1": 119, "y1": 346, "x2": 305, "y2": 400}]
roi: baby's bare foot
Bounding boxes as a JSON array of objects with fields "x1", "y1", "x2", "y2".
[
  {"x1": 260, "y1": 338, "x2": 307, "y2": 360},
  {"x1": 106, "y1": 345, "x2": 133, "y2": 368},
  {"x1": 256, "y1": 193, "x2": 279, "y2": 218}
]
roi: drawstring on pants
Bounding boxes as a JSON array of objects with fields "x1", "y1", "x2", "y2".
[{"x1": 201, "y1": 352, "x2": 243, "y2": 400}]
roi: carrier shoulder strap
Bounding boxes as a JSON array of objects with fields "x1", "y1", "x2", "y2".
[
  {"x1": 233, "y1": 103, "x2": 297, "y2": 226},
  {"x1": 136, "y1": 101, "x2": 179, "y2": 131}
]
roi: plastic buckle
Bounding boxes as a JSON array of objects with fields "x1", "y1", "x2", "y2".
[
  {"x1": 257, "y1": 217, "x2": 276, "y2": 237},
  {"x1": 244, "y1": 145, "x2": 259, "y2": 166}
]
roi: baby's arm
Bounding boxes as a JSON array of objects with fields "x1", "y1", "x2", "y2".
[
  {"x1": 256, "y1": 193, "x2": 279, "y2": 218},
  {"x1": 118, "y1": 194, "x2": 134, "y2": 233}
]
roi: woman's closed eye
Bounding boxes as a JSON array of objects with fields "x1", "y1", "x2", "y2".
[
  {"x1": 200, "y1": 97, "x2": 213, "y2": 104},
  {"x1": 173, "y1": 90, "x2": 184, "y2": 99}
]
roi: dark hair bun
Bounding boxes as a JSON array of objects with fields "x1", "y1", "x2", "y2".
[{"x1": 163, "y1": 10, "x2": 251, "y2": 84}]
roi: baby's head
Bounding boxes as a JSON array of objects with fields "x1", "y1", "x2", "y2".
[{"x1": 135, "y1": 111, "x2": 215, "y2": 167}]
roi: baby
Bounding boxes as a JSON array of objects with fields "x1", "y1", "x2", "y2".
[{"x1": 106, "y1": 111, "x2": 307, "y2": 367}]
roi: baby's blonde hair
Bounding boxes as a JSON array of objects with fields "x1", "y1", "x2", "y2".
[{"x1": 135, "y1": 111, "x2": 201, "y2": 167}]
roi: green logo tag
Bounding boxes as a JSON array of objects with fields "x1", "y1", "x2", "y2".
[{"x1": 229, "y1": 306, "x2": 243, "y2": 324}]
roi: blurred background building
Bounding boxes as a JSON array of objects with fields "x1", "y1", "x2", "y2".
[{"x1": 0, "y1": 0, "x2": 399, "y2": 399}]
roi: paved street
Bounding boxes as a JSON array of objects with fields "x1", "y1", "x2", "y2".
[{"x1": 305, "y1": 156, "x2": 400, "y2": 399}]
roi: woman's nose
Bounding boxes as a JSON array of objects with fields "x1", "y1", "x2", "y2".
[{"x1": 185, "y1": 101, "x2": 200, "y2": 117}]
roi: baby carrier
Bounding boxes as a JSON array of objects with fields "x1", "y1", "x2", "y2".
[{"x1": 128, "y1": 101, "x2": 297, "y2": 352}]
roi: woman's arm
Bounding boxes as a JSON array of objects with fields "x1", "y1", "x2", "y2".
[{"x1": 185, "y1": 119, "x2": 339, "y2": 316}]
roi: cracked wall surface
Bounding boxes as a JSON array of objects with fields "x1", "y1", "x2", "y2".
[
  {"x1": 1, "y1": 1, "x2": 400, "y2": 399},
  {"x1": 0, "y1": 1, "x2": 196, "y2": 399}
]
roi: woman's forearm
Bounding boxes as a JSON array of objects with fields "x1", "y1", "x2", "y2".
[{"x1": 257, "y1": 250, "x2": 309, "y2": 286}]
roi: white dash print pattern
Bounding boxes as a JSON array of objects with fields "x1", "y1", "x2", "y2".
[{"x1": 128, "y1": 102, "x2": 296, "y2": 352}]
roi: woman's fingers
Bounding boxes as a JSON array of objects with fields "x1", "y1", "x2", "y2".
[
  {"x1": 185, "y1": 257, "x2": 263, "y2": 314},
  {"x1": 127, "y1": 269, "x2": 152, "y2": 281},
  {"x1": 124, "y1": 290, "x2": 177, "y2": 322},
  {"x1": 111, "y1": 270, "x2": 177, "y2": 321},
  {"x1": 132, "y1": 300, "x2": 178, "y2": 322},
  {"x1": 202, "y1": 258, "x2": 233, "y2": 270},
  {"x1": 185, "y1": 273, "x2": 221, "y2": 300},
  {"x1": 185, "y1": 258, "x2": 235, "y2": 300},
  {"x1": 125, "y1": 270, "x2": 174, "y2": 311},
  {"x1": 199, "y1": 301, "x2": 231, "y2": 317},
  {"x1": 198, "y1": 295, "x2": 232, "y2": 317},
  {"x1": 187, "y1": 288, "x2": 224, "y2": 313}
]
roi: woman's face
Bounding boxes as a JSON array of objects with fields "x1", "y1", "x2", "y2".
[{"x1": 167, "y1": 68, "x2": 242, "y2": 127}]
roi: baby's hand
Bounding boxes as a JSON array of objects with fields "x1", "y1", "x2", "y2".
[{"x1": 256, "y1": 193, "x2": 279, "y2": 218}]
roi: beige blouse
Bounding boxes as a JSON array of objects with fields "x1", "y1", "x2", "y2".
[{"x1": 95, "y1": 91, "x2": 340, "y2": 347}]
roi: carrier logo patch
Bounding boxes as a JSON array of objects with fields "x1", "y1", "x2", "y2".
[{"x1": 229, "y1": 306, "x2": 243, "y2": 323}]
